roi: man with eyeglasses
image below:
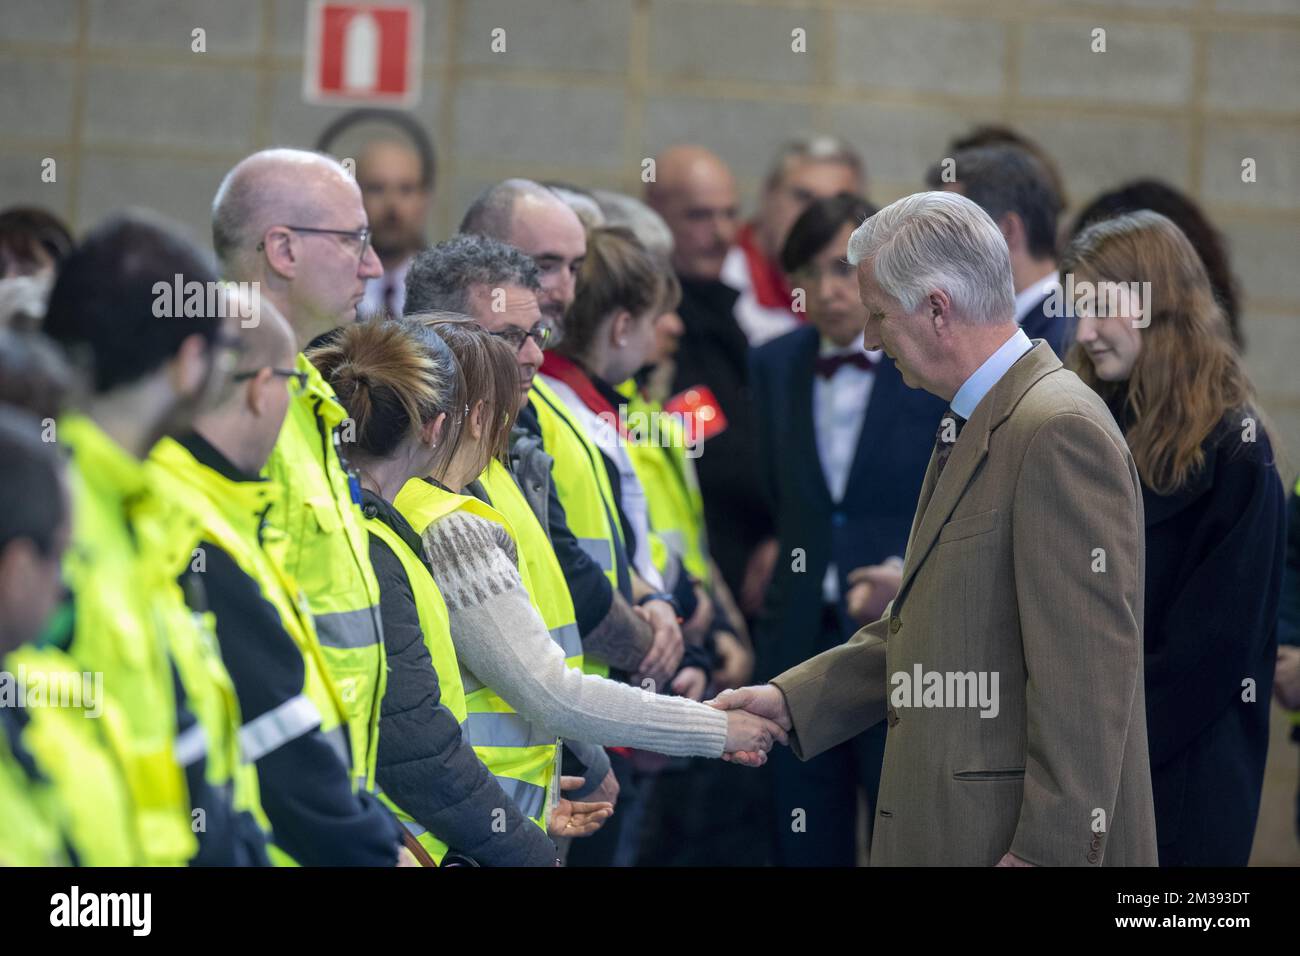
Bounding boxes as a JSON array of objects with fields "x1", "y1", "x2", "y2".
[{"x1": 212, "y1": 148, "x2": 392, "y2": 811}]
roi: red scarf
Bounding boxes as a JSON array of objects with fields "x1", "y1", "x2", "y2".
[
  {"x1": 540, "y1": 352, "x2": 628, "y2": 439},
  {"x1": 736, "y1": 221, "x2": 796, "y2": 312}
]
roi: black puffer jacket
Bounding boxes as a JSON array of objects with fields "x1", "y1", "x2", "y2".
[{"x1": 363, "y1": 489, "x2": 557, "y2": 867}]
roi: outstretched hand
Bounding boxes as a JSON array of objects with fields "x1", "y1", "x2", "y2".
[
  {"x1": 547, "y1": 775, "x2": 614, "y2": 838},
  {"x1": 706, "y1": 684, "x2": 792, "y2": 767}
]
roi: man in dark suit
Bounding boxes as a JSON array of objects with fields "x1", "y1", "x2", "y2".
[
  {"x1": 750, "y1": 193, "x2": 946, "y2": 865},
  {"x1": 926, "y1": 144, "x2": 1070, "y2": 357}
]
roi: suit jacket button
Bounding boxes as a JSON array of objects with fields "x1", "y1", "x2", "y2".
[
  {"x1": 886, "y1": 705, "x2": 899, "y2": 727},
  {"x1": 831, "y1": 511, "x2": 847, "y2": 528},
  {"x1": 1087, "y1": 850, "x2": 1099, "y2": 864},
  {"x1": 1090, "y1": 836, "x2": 1101, "y2": 849},
  {"x1": 889, "y1": 616, "x2": 901, "y2": 634}
]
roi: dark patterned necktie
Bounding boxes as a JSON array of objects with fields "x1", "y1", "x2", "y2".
[{"x1": 933, "y1": 409, "x2": 966, "y2": 479}]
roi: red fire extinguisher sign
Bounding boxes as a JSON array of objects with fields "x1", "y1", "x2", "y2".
[{"x1": 304, "y1": 1, "x2": 423, "y2": 107}]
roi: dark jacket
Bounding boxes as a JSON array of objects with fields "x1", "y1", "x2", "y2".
[
  {"x1": 1127, "y1": 414, "x2": 1286, "y2": 866},
  {"x1": 176, "y1": 433, "x2": 403, "y2": 867},
  {"x1": 362, "y1": 489, "x2": 557, "y2": 866},
  {"x1": 670, "y1": 275, "x2": 772, "y2": 599},
  {"x1": 1020, "y1": 291, "x2": 1071, "y2": 358},
  {"x1": 1278, "y1": 480, "x2": 1300, "y2": 649},
  {"x1": 749, "y1": 326, "x2": 945, "y2": 678}
]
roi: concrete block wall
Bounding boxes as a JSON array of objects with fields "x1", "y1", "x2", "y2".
[{"x1": 1, "y1": 0, "x2": 1298, "y2": 861}]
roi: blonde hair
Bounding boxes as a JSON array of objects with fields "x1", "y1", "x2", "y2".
[{"x1": 1062, "y1": 210, "x2": 1261, "y2": 494}]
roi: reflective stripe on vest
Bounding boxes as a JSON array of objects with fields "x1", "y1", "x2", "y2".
[
  {"x1": 172, "y1": 724, "x2": 208, "y2": 767},
  {"x1": 550, "y1": 621, "x2": 583, "y2": 661},
  {"x1": 313, "y1": 607, "x2": 385, "y2": 649},
  {"x1": 500, "y1": 776, "x2": 547, "y2": 821},
  {"x1": 239, "y1": 694, "x2": 321, "y2": 763},
  {"x1": 394, "y1": 477, "x2": 559, "y2": 829},
  {"x1": 577, "y1": 537, "x2": 614, "y2": 572},
  {"x1": 466, "y1": 710, "x2": 561, "y2": 748}
]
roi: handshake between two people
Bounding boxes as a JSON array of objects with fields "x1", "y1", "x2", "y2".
[{"x1": 708, "y1": 684, "x2": 792, "y2": 767}]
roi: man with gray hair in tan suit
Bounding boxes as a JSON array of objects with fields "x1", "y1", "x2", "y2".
[{"x1": 709, "y1": 190, "x2": 1158, "y2": 866}]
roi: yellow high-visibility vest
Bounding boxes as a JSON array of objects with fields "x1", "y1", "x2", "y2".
[
  {"x1": 365, "y1": 513, "x2": 466, "y2": 863},
  {"x1": 529, "y1": 378, "x2": 627, "y2": 677},
  {"x1": 395, "y1": 477, "x2": 559, "y2": 829},
  {"x1": 57, "y1": 415, "x2": 196, "y2": 865},
  {"x1": 262, "y1": 353, "x2": 385, "y2": 792},
  {"x1": 150, "y1": 437, "x2": 353, "y2": 865},
  {"x1": 5, "y1": 644, "x2": 137, "y2": 866}
]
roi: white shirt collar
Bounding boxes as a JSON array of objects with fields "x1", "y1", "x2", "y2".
[
  {"x1": 950, "y1": 327, "x2": 1034, "y2": 420},
  {"x1": 1013, "y1": 272, "x2": 1060, "y2": 325},
  {"x1": 818, "y1": 336, "x2": 882, "y2": 360}
]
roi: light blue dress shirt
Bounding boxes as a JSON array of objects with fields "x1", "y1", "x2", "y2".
[{"x1": 950, "y1": 328, "x2": 1034, "y2": 421}]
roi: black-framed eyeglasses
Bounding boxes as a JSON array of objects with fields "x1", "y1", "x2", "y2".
[
  {"x1": 232, "y1": 367, "x2": 309, "y2": 393},
  {"x1": 491, "y1": 323, "x2": 552, "y2": 352},
  {"x1": 257, "y1": 225, "x2": 372, "y2": 258}
]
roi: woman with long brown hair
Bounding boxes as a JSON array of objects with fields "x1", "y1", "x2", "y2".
[{"x1": 1064, "y1": 210, "x2": 1286, "y2": 866}]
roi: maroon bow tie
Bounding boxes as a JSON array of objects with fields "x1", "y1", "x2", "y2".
[{"x1": 815, "y1": 352, "x2": 876, "y2": 379}]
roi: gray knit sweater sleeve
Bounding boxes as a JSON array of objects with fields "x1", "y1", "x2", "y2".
[{"x1": 421, "y1": 512, "x2": 728, "y2": 758}]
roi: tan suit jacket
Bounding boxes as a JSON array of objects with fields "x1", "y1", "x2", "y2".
[{"x1": 772, "y1": 342, "x2": 1158, "y2": 866}]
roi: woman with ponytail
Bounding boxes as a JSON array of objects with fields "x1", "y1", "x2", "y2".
[{"x1": 309, "y1": 320, "x2": 592, "y2": 866}]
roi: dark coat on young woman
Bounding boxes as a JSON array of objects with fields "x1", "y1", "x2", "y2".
[{"x1": 1127, "y1": 412, "x2": 1286, "y2": 866}]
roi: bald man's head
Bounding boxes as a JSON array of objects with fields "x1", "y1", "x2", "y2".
[
  {"x1": 212, "y1": 148, "x2": 383, "y2": 347},
  {"x1": 460, "y1": 178, "x2": 586, "y2": 331},
  {"x1": 645, "y1": 146, "x2": 739, "y2": 279},
  {"x1": 213, "y1": 149, "x2": 353, "y2": 269}
]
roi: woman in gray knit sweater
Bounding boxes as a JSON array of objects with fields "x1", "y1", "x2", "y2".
[{"x1": 328, "y1": 316, "x2": 784, "y2": 789}]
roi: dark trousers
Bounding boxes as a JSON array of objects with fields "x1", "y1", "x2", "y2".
[{"x1": 766, "y1": 603, "x2": 886, "y2": 866}]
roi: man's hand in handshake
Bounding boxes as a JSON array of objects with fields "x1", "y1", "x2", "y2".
[{"x1": 707, "y1": 684, "x2": 793, "y2": 767}]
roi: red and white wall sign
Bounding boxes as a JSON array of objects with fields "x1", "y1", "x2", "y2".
[{"x1": 303, "y1": 1, "x2": 423, "y2": 108}]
